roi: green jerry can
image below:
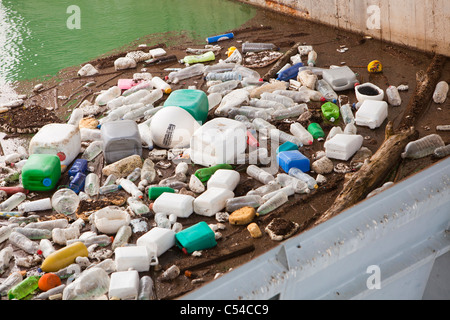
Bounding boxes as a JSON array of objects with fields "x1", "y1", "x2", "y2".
[
  {"x1": 175, "y1": 221, "x2": 217, "y2": 254},
  {"x1": 163, "y1": 89, "x2": 209, "y2": 125},
  {"x1": 21, "y1": 154, "x2": 61, "y2": 191}
]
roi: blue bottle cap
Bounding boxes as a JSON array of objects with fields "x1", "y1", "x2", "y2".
[{"x1": 42, "y1": 178, "x2": 52, "y2": 187}]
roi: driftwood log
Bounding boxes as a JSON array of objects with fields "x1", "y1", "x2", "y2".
[
  {"x1": 314, "y1": 54, "x2": 447, "y2": 225},
  {"x1": 262, "y1": 41, "x2": 302, "y2": 81}
]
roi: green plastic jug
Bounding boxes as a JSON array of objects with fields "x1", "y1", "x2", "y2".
[
  {"x1": 163, "y1": 89, "x2": 209, "y2": 124},
  {"x1": 307, "y1": 123, "x2": 325, "y2": 140},
  {"x1": 148, "y1": 186, "x2": 175, "y2": 200},
  {"x1": 21, "y1": 154, "x2": 61, "y2": 191},
  {"x1": 194, "y1": 164, "x2": 233, "y2": 182},
  {"x1": 175, "y1": 221, "x2": 217, "y2": 254},
  {"x1": 321, "y1": 102, "x2": 340, "y2": 122}
]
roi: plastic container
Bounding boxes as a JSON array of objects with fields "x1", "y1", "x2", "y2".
[
  {"x1": 68, "y1": 159, "x2": 88, "y2": 178},
  {"x1": 355, "y1": 100, "x2": 388, "y2": 129},
  {"x1": 152, "y1": 192, "x2": 194, "y2": 218},
  {"x1": 316, "y1": 79, "x2": 338, "y2": 103},
  {"x1": 92, "y1": 206, "x2": 131, "y2": 234},
  {"x1": 182, "y1": 51, "x2": 215, "y2": 65},
  {"x1": 321, "y1": 102, "x2": 340, "y2": 122},
  {"x1": 194, "y1": 187, "x2": 235, "y2": 217},
  {"x1": 307, "y1": 123, "x2": 325, "y2": 140},
  {"x1": 272, "y1": 104, "x2": 309, "y2": 120},
  {"x1": 433, "y1": 81, "x2": 449, "y2": 104},
  {"x1": 307, "y1": 50, "x2": 317, "y2": 67},
  {"x1": 40, "y1": 241, "x2": 89, "y2": 272},
  {"x1": 242, "y1": 42, "x2": 277, "y2": 53},
  {"x1": 355, "y1": 83, "x2": 384, "y2": 102},
  {"x1": 163, "y1": 89, "x2": 209, "y2": 124},
  {"x1": 386, "y1": 85, "x2": 402, "y2": 106},
  {"x1": 175, "y1": 221, "x2": 217, "y2": 254},
  {"x1": 322, "y1": 66, "x2": 359, "y2": 91},
  {"x1": 225, "y1": 195, "x2": 263, "y2": 212},
  {"x1": 136, "y1": 227, "x2": 175, "y2": 257},
  {"x1": 290, "y1": 123, "x2": 314, "y2": 146},
  {"x1": 29, "y1": 123, "x2": 81, "y2": 166},
  {"x1": 324, "y1": 133, "x2": 364, "y2": 161},
  {"x1": 51, "y1": 188, "x2": 80, "y2": 215},
  {"x1": 95, "y1": 86, "x2": 121, "y2": 106},
  {"x1": 206, "y1": 32, "x2": 234, "y2": 43},
  {"x1": 206, "y1": 169, "x2": 240, "y2": 191},
  {"x1": 8, "y1": 275, "x2": 40, "y2": 300},
  {"x1": 21, "y1": 154, "x2": 61, "y2": 192},
  {"x1": 101, "y1": 120, "x2": 142, "y2": 164},
  {"x1": 109, "y1": 270, "x2": 140, "y2": 300},
  {"x1": 62, "y1": 267, "x2": 110, "y2": 300},
  {"x1": 276, "y1": 62, "x2": 304, "y2": 82},
  {"x1": 401, "y1": 134, "x2": 445, "y2": 159},
  {"x1": 190, "y1": 118, "x2": 247, "y2": 167},
  {"x1": 277, "y1": 150, "x2": 310, "y2": 173}
]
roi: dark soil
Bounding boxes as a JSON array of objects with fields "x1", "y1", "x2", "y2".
[{"x1": 0, "y1": 7, "x2": 449, "y2": 300}]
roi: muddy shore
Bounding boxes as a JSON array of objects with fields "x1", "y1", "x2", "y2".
[{"x1": 0, "y1": 7, "x2": 449, "y2": 300}]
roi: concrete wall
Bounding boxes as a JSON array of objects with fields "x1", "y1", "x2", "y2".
[{"x1": 239, "y1": 0, "x2": 450, "y2": 56}]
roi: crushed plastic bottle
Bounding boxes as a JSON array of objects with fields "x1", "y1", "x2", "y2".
[
  {"x1": 0, "y1": 246, "x2": 14, "y2": 274},
  {"x1": 434, "y1": 144, "x2": 450, "y2": 158},
  {"x1": 317, "y1": 79, "x2": 338, "y2": 103},
  {"x1": 62, "y1": 267, "x2": 110, "y2": 300},
  {"x1": 84, "y1": 173, "x2": 100, "y2": 196},
  {"x1": 138, "y1": 275, "x2": 155, "y2": 300},
  {"x1": 8, "y1": 231, "x2": 40, "y2": 254},
  {"x1": 288, "y1": 167, "x2": 318, "y2": 190},
  {"x1": 112, "y1": 225, "x2": 132, "y2": 250},
  {"x1": 386, "y1": 85, "x2": 402, "y2": 106},
  {"x1": 401, "y1": 134, "x2": 445, "y2": 159},
  {"x1": 246, "y1": 165, "x2": 275, "y2": 185},
  {"x1": 256, "y1": 192, "x2": 288, "y2": 216},
  {"x1": 0, "y1": 192, "x2": 27, "y2": 212}
]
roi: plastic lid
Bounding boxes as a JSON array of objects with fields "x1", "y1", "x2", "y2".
[
  {"x1": 56, "y1": 152, "x2": 66, "y2": 161},
  {"x1": 42, "y1": 178, "x2": 52, "y2": 187}
]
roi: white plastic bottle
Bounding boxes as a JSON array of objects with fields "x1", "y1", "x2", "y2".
[
  {"x1": 256, "y1": 192, "x2": 288, "y2": 216},
  {"x1": 0, "y1": 246, "x2": 13, "y2": 274},
  {"x1": 168, "y1": 63, "x2": 205, "y2": 84},
  {"x1": 118, "y1": 178, "x2": 144, "y2": 199},
  {"x1": 0, "y1": 226, "x2": 12, "y2": 244},
  {"x1": 151, "y1": 76, "x2": 172, "y2": 94},
  {"x1": 39, "y1": 239, "x2": 56, "y2": 258},
  {"x1": 8, "y1": 231, "x2": 40, "y2": 254},
  {"x1": 246, "y1": 165, "x2": 275, "y2": 185},
  {"x1": 434, "y1": 144, "x2": 450, "y2": 158},
  {"x1": 207, "y1": 79, "x2": 240, "y2": 94},
  {"x1": 260, "y1": 92, "x2": 295, "y2": 108},
  {"x1": 433, "y1": 81, "x2": 449, "y2": 104},
  {"x1": 272, "y1": 104, "x2": 308, "y2": 120},
  {"x1": 386, "y1": 86, "x2": 402, "y2": 106},
  {"x1": 67, "y1": 108, "x2": 84, "y2": 126},
  {"x1": 95, "y1": 86, "x2": 121, "y2": 106},
  {"x1": 307, "y1": 50, "x2": 318, "y2": 67},
  {"x1": 288, "y1": 167, "x2": 318, "y2": 190},
  {"x1": 401, "y1": 134, "x2": 445, "y2": 159},
  {"x1": 18, "y1": 198, "x2": 52, "y2": 214},
  {"x1": 112, "y1": 225, "x2": 132, "y2": 250},
  {"x1": 290, "y1": 122, "x2": 313, "y2": 146},
  {"x1": 81, "y1": 140, "x2": 103, "y2": 161}
]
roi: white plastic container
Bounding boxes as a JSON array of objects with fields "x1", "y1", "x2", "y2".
[
  {"x1": 136, "y1": 227, "x2": 175, "y2": 257},
  {"x1": 28, "y1": 123, "x2": 81, "y2": 166},
  {"x1": 150, "y1": 48, "x2": 167, "y2": 58},
  {"x1": 322, "y1": 66, "x2": 359, "y2": 91},
  {"x1": 190, "y1": 118, "x2": 247, "y2": 167},
  {"x1": 355, "y1": 100, "x2": 388, "y2": 129},
  {"x1": 152, "y1": 192, "x2": 195, "y2": 218},
  {"x1": 109, "y1": 270, "x2": 140, "y2": 300},
  {"x1": 207, "y1": 169, "x2": 240, "y2": 191},
  {"x1": 114, "y1": 246, "x2": 151, "y2": 272},
  {"x1": 92, "y1": 206, "x2": 131, "y2": 234},
  {"x1": 194, "y1": 187, "x2": 234, "y2": 217},
  {"x1": 324, "y1": 134, "x2": 364, "y2": 161},
  {"x1": 355, "y1": 83, "x2": 384, "y2": 102}
]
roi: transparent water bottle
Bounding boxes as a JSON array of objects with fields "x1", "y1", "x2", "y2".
[
  {"x1": 0, "y1": 246, "x2": 13, "y2": 274},
  {"x1": 252, "y1": 117, "x2": 276, "y2": 132},
  {"x1": 168, "y1": 63, "x2": 205, "y2": 84},
  {"x1": 138, "y1": 89, "x2": 163, "y2": 106},
  {"x1": 122, "y1": 81, "x2": 153, "y2": 97},
  {"x1": 317, "y1": 79, "x2": 338, "y2": 103},
  {"x1": 207, "y1": 79, "x2": 240, "y2": 94},
  {"x1": 160, "y1": 265, "x2": 180, "y2": 281},
  {"x1": 242, "y1": 42, "x2": 277, "y2": 53},
  {"x1": 228, "y1": 107, "x2": 269, "y2": 121},
  {"x1": 307, "y1": 50, "x2": 318, "y2": 67},
  {"x1": 433, "y1": 81, "x2": 449, "y2": 104},
  {"x1": 256, "y1": 192, "x2": 288, "y2": 216},
  {"x1": 205, "y1": 71, "x2": 242, "y2": 82},
  {"x1": 290, "y1": 122, "x2": 313, "y2": 146},
  {"x1": 39, "y1": 239, "x2": 56, "y2": 258},
  {"x1": 276, "y1": 173, "x2": 310, "y2": 194},
  {"x1": 127, "y1": 197, "x2": 149, "y2": 215},
  {"x1": 225, "y1": 195, "x2": 263, "y2": 212},
  {"x1": 340, "y1": 103, "x2": 355, "y2": 124},
  {"x1": 270, "y1": 128, "x2": 302, "y2": 147},
  {"x1": 8, "y1": 231, "x2": 40, "y2": 254},
  {"x1": 106, "y1": 96, "x2": 125, "y2": 110},
  {"x1": 118, "y1": 178, "x2": 144, "y2": 199},
  {"x1": 288, "y1": 167, "x2": 318, "y2": 190},
  {"x1": 111, "y1": 225, "x2": 132, "y2": 250},
  {"x1": 122, "y1": 105, "x2": 154, "y2": 121},
  {"x1": 62, "y1": 267, "x2": 110, "y2": 300},
  {"x1": 234, "y1": 65, "x2": 261, "y2": 79},
  {"x1": 66, "y1": 234, "x2": 111, "y2": 247},
  {"x1": 154, "y1": 213, "x2": 171, "y2": 229},
  {"x1": 127, "y1": 167, "x2": 142, "y2": 182},
  {"x1": 262, "y1": 185, "x2": 295, "y2": 202},
  {"x1": 95, "y1": 86, "x2": 121, "y2": 106},
  {"x1": 141, "y1": 159, "x2": 156, "y2": 183},
  {"x1": 250, "y1": 98, "x2": 285, "y2": 110},
  {"x1": 434, "y1": 144, "x2": 450, "y2": 158},
  {"x1": 81, "y1": 140, "x2": 103, "y2": 161},
  {"x1": 401, "y1": 134, "x2": 445, "y2": 159},
  {"x1": 0, "y1": 225, "x2": 13, "y2": 244},
  {"x1": 138, "y1": 275, "x2": 155, "y2": 300},
  {"x1": 14, "y1": 227, "x2": 52, "y2": 240},
  {"x1": 272, "y1": 104, "x2": 308, "y2": 120},
  {"x1": 246, "y1": 165, "x2": 275, "y2": 185},
  {"x1": 261, "y1": 92, "x2": 295, "y2": 108},
  {"x1": 84, "y1": 173, "x2": 100, "y2": 196},
  {"x1": 99, "y1": 184, "x2": 122, "y2": 195},
  {"x1": 0, "y1": 271, "x2": 23, "y2": 296},
  {"x1": 0, "y1": 192, "x2": 26, "y2": 211}
]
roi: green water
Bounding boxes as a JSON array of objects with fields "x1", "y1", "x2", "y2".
[{"x1": 0, "y1": 0, "x2": 256, "y2": 84}]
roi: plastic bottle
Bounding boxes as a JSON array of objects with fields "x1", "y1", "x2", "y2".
[
  {"x1": 18, "y1": 198, "x2": 52, "y2": 214},
  {"x1": 0, "y1": 192, "x2": 27, "y2": 212},
  {"x1": 118, "y1": 178, "x2": 144, "y2": 199},
  {"x1": 401, "y1": 134, "x2": 445, "y2": 159},
  {"x1": 39, "y1": 239, "x2": 56, "y2": 258},
  {"x1": 247, "y1": 181, "x2": 281, "y2": 197},
  {"x1": 252, "y1": 118, "x2": 276, "y2": 132},
  {"x1": 84, "y1": 173, "x2": 100, "y2": 196},
  {"x1": 207, "y1": 79, "x2": 240, "y2": 94},
  {"x1": 62, "y1": 267, "x2": 110, "y2": 300},
  {"x1": 106, "y1": 96, "x2": 125, "y2": 110},
  {"x1": 52, "y1": 227, "x2": 80, "y2": 246},
  {"x1": 0, "y1": 226, "x2": 12, "y2": 244},
  {"x1": 344, "y1": 122, "x2": 358, "y2": 135},
  {"x1": 81, "y1": 140, "x2": 103, "y2": 161},
  {"x1": 288, "y1": 167, "x2": 318, "y2": 189},
  {"x1": 307, "y1": 123, "x2": 325, "y2": 140},
  {"x1": 290, "y1": 123, "x2": 313, "y2": 146},
  {"x1": 182, "y1": 51, "x2": 215, "y2": 65},
  {"x1": 168, "y1": 63, "x2": 206, "y2": 84},
  {"x1": 270, "y1": 128, "x2": 302, "y2": 147},
  {"x1": 321, "y1": 102, "x2": 340, "y2": 122},
  {"x1": 386, "y1": 85, "x2": 402, "y2": 106},
  {"x1": 160, "y1": 265, "x2": 180, "y2": 281},
  {"x1": 138, "y1": 275, "x2": 155, "y2": 300},
  {"x1": 13, "y1": 227, "x2": 52, "y2": 240},
  {"x1": 98, "y1": 184, "x2": 122, "y2": 195},
  {"x1": 122, "y1": 81, "x2": 153, "y2": 97},
  {"x1": 0, "y1": 272, "x2": 23, "y2": 296},
  {"x1": 127, "y1": 197, "x2": 149, "y2": 215},
  {"x1": 0, "y1": 246, "x2": 13, "y2": 274},
  {"x1": 95, "y1": 86, "x2": 121, "y2": 106},
  {"x1": 272, "y1": 104, "x2": 308, "y2": 120},
  {"x1": 433, "y1": 81, "x2": 449, "y2": 104},
  {"x1": 154, "y1": 213, "x2": 171, "y2": 229},
  {"x1": 261, "y1": 92, "x2": 295, "y2": 108},
  {"x1": 69, "y1": 172, "x2": 86, "y2": 194},
  {"x1": 340, "y1": 103, "x2": 355, "y2": 125},
  {"x1": 26, "y1": 218, "x2": 69, "y2": 230},
  {"x1": 205, "y1": 71, "x2": 243, "y2": 82},
  {"x1": 140, "y1": 159, "x2": 156, "y2": 184},
  {"x1": 307, "y1": 50, "x2": 318, "y2": 67},
  {"x1": 111, "y1": 225, "x2": 132, "y2": 250},
  {"x1": 122, "y1": 105, "x2": 154, "y2": 121},
  {"x1": 8, "y1": 275, "x2": 41, "y2": 300},
  {"x1": 8, "y1": 231, "x2": 40, "y2": 254},
  {"x1": 194, "y1": 164, "x2": 233, "y2": 182},
  {"x1": 256, "y1": 192, "x2": 288, "y2": 216},
  {"x1": 40, "y1": 241, "x2": 89, "y2": 273},
  {"x1": 317, "y1": 79, "x2": 338, "y2": 103},
  {"x1": 242, "y1": 42, "x2": 277, "y2": 53},
  {"x1": 127, "y1": 167, "x2": 142, "y2": 182},
  {"x1": 67, "y1": 108, "x2": 84, "y2": 127},
  {"x1": 276, "y1": 62, "x2": 304, "y2": 82},
  {"x1": 434, "y1": 144, "x2": 450, "y2": 158},
  {"x1": 228, "y1": 107, "x2": 270, "y2": 121},
  {"x1": 225, "y1": 195, "x2": 263, "y2": 212},
  {"x1": 246, "y1": 165, "x2": 275, "y2": 185},
  {"x1": 151, "y1": 76, "x2": 172, "y2": 94}
]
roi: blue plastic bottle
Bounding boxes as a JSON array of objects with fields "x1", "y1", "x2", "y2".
[
  {"x1": 206, "y1": 33, "x2": 234, "y2": 44},
  {"x1": 69, "y1": 172, "x2": 86, "y2": 194},
  {"x1": 68, "y1": 159, "x2": 88, "y2": 178},
  {"x1": 277, "y1": 62, "x2": 304, "y2": 82}
]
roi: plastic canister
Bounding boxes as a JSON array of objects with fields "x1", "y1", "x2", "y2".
[
  {"x1": 206, "y1": 169, "x2": 240, "y2": 191},
  {"x1": 114, "y1": 246, "x2": 151, "y2": 272},
  {"x1": 163, "y1": 89, "x2": 209, "y2": 125},
  {"x1": 175, "y1": 221, "x2": 217, "y2": 254},
  {"x1": 21, "y1": 154, "x2": 61, "y2": 191},
  {"x1": 147, "y1": 186, "x2": 175, "y2": 200},
  {"x1": 101, "y1": 120, "x2": 142, "y2": 164},
  {"x1": 109, "y1": 270, "x2": 140, "y2": 300},
  {"x1": 324, "y1": 134, "x2": 364, "y2": 161},
  {"x1": 321, "y1": 102, "x2": 340, "y2": 123},
  {"x1": 277, "y1": 150, "x2": 310, "y2": 173},
  {"x1": 136, "y1": 227, "x2": 175, "y2": 257},
  {"x1": 28, "y1": 123, "x2": 81, "y2": 167},
  {"x1": 355, "y1": 100, "x2": 388, "y2": 129},
  {"x1": 194, "y1": 187, "x2": 234, "y2": 217},
  {"x1": 152, "y1": 192, "x2": 194, "y2": 218},
  {"x1": 307, "y1": 123, "x2": 325, "y2": 140},
  {"x1": 322, "y1": 66, "x2": 359, "y2": 91}
]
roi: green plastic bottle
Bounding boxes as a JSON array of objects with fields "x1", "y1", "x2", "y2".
[
  {"x1": 194, "y1": 164, "x2": 233, "y2": 182},
  {"x1": 307, "y1": 123, "x2": 325, "y2": 140},
  {"x1": 8, "y1": 275, "x2": 41, "y2": 300},
  {"x1": 321, "y1": 101, "x2": 340, "y2": 123},
  {"x1": 148, "y1": 186, "x2": 175, "y2": 200},
  {"x1": 182, "y1": 51, "x2": 215, "y2": 65}
]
